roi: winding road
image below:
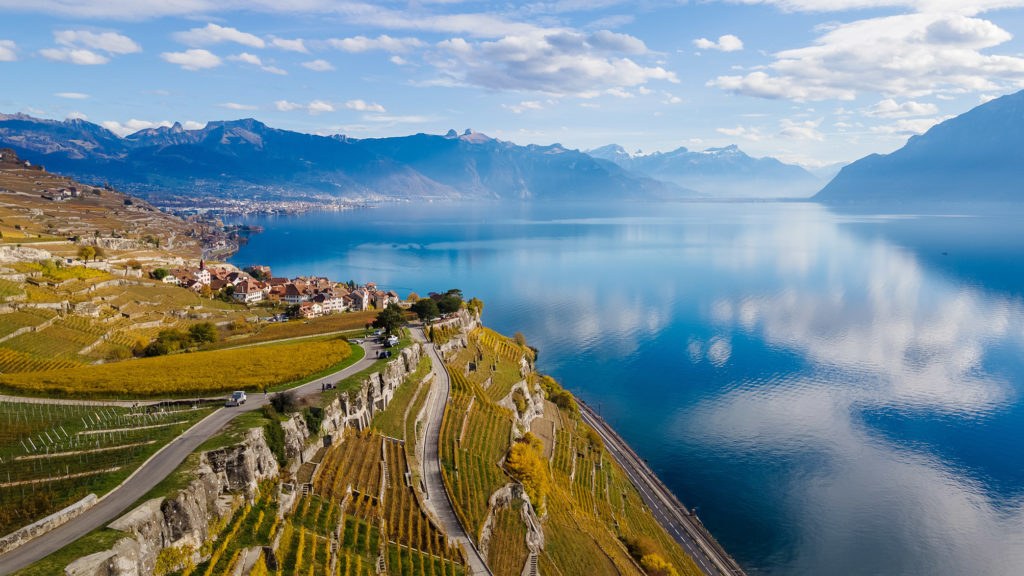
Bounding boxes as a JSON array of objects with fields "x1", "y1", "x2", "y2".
[
  {"x1": 410, "y1": 326, "x2": 493, "y2": 576},
  {"x1": 0, "y1": 340, "x2": 381, "y2": 576}
]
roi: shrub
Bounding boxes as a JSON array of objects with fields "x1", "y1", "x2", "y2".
[
  {"x1": 640, "y1": 554, "x2": 679, "y2": 576},
  {"x1": 270, "y1": 390, "x2": 298, "y2": 414}
]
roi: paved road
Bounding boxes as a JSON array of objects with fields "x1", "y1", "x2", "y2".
[
  {"x1": 0, "y1": 340, "x2": 380, "y2": 576},
  {"x1": 410, "y1": 326, "x2": 492, "y2": 576},
  {"x1": 578, "y1": 401, "x2": 745, "y2": 576}
]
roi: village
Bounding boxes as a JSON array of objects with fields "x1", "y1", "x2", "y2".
[{"x1": 163, "y1": 261, "x2": 403, "y2": 319}]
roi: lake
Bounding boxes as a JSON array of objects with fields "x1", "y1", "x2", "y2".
[{"x1": 229, "y1": 201, "x2": 1024, "y2": 576}]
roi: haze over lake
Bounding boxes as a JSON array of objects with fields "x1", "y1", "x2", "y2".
[{"x1": 230, "y1": 201, "x2": 1024, "y2": 576}]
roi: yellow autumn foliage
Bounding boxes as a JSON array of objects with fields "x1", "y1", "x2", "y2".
[{"x1": 0, "y1": 338, "x2": 351, "y2": 397}]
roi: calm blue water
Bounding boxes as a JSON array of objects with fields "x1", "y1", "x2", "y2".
[{"x1": 229, "y1": 202, "x2": 1024, "y2": 576}]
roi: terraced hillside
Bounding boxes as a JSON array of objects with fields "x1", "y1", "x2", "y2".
[{"x1": 437, "y1": 323, "x2": 705, "y2": 576}]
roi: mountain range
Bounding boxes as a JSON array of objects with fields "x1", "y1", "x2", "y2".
[
  {"x1": 588, "y1": 143, "x2": 824, "y2": 198},
  {"x1": 0, "y1": 114, "x2": 686, "y2": 202},
  {"x1": 816, "y1": 90, "x2": 1024, "y2": 203}
]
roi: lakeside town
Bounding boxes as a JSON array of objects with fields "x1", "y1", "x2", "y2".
[{"x1": 164, "y1": 260, "x2": 403, "y2": 319}]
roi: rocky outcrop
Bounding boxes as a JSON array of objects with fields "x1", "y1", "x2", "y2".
[
  {"x1": 498, "y1": 380, "x2": 545, "y2": 437},
  {"x1": 0, "y1": 245, "x2": 52, "y2": 263},
  {"x1": 333, "y1": 343, "x2": 423, "y2": 430},
  {"x1": 206, "y1": 427, "x2": 280, "y2": 493},
  {"x1": 279, "y1": 413, "x2": 310, "y2": 473},
  {"x1": 66, "y1": 428, "x2": 278, "y2": 576},
  {"x1": 478, "y1": 483, "x2": 545, "y2": 572}
]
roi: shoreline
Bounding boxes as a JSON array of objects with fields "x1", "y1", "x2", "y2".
[{"x1": 577, "y1": 398, "x2": 746, "y2": 576}]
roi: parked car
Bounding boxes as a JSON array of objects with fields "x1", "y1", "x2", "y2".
[
  {"x1": 225, "y1": 390, "x2": 247, "y2": 407},
  {"x1": 385, "y1": 335, "x2": 400, "y2": 347}
]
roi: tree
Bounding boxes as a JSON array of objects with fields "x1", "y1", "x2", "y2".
[
  {"x1": 640, "y1": 554, "x2": 679, "y2": 576},
  {"x1": 93, "y1": 246, "x2": 106, "y2": 261},
  {"x1": 437, "y1": 292, "x2": 463, "y2": 314},
  {"x1": 467, "y1": 297, "x2": 484, "y2": 316},
  {"x1": 77, "y1": 246, "x2": 96, "y2": 262},
  {"x1": 200, "y1": 284, "x2": 212, "y2": 298},
  {"x1": 151, "y1": 268, "x2": 169, "y2": 280},
  {"x1": 411, "y1": 298, "x2": 439, "y2": 321},
  {"x1": 373, "y1": 303, "x2": 405, "y2": 335},
  {"x1": 513, "y1": 332, "x2": 527, "y2": 346},
  {"x1": 505, "y1": 435, "x2": 549, "y2": 514},
  {"x1": 188, "y1": 322, "x2": 218, "y2": 344},
  {"x1": 406, "y1": 291, "x2": 419, "y2": 302}
]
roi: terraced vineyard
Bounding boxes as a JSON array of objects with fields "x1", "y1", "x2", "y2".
[
  {"x1": 0, "y1": 400, "x2": 214, "y2": 535},
  {"x1": 485, "y1": 500, "x2": 530, "y2": 576},
  {"x1": 543, "y1": 408, "x2": 705, "y2": 576},
  {"x1": 453, "y1": 328, "x2": 530, "y2": 403},
  {"x1": 0, "y1": 309, "x2": 56, "y2": 339},
  {"x1": 439, "y1": 365, "x2": 514, "y2": 542}
]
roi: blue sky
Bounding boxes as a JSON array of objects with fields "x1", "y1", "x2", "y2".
[{"x1": 3, "y1": 1, "x2": 1024, "y2": 167}]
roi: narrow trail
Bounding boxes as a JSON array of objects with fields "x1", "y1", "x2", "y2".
[{"x1": 410, "y1": 325, "x2": 493, "y2": 576}]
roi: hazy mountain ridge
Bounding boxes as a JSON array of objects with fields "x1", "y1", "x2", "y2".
[
  {"x1": 588, "y1": 142, "x2": 823, "y2": 198},
  {"x1": 0, "y1": 114, "x2": 686, "y2": 202},
  {"x1": 816, "y1": 90, "x2": 1024, "y2": 203}
]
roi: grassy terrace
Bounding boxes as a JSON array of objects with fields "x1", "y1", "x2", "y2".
[{"x1": 0, "y1": 400, "x2": 215, "y2": 536}]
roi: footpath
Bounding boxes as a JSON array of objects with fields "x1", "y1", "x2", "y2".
[{"x1": 410, "y1": 325, "x2": 493, "y2": 576}]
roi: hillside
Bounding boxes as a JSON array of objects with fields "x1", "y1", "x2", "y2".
[
  {"x1": 0, "y1": 114, "x2": 687, "y2": 203},
  {"x1": 0, "y1": 147, "x2": 204, "y2": 255},
  {"x1": 816, "y1": 90, "x2": 1024, "y2": 203},
  {"x1": 589, "y1": 143, "x2": 822, "y2": 198}
]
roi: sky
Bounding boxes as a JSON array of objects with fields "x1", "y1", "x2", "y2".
[{"x1": 3, "y1": 1, "x2": 1024, "y2": 168}]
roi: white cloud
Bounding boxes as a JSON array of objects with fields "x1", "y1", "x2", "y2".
[
  {"x1": 779, "y1": 117, "x2": 825, "y2": 140},
  {"x1": 390, "y1": 55, "x2": 409, "y2": 66},
  {"x1": 710, "y1": 13, "x2": 1024, "y2": 101},
  {"x1": 694, "y1": 34, "x2": 744, "y2": 52},
  {"x1": 869, "y1": 117, "x2": 944, "y2": 135},
  {"x1": 605, "y1": 87, "x2": 634, "y2": 98},
  {"x1": 228, "y1": 52, "x2": 287, "y2": 74},
  {"x1": 40, "y1": 48, "x2": 109, "y2": 65},
  {"x1": 275, "y1": 99, "x2": 334, "y2": 114},
  {"x1": 717, "y1": 125, "x2": 764, "y2": 140},
  {"x1": 344, "y1": 99, "x2": 386, "y2": 113},
  {"x1": 65, "y1": 111, "x2": 88, "y2": 120},
  {"x1": 55, "y1": 30, "x2": 140, "y2": 54},
  {"x1": 101, "y1": 118, "x2": 172, "y2": 136},
  {"x1": 503, "y1": 100, "x2": 545, "y2": 113},
  {"x1": 0, "y1": 40, "x2": 15, "y2": 61},
  {"x1": 229, "y1": 52, "x2": 261, "y2": 66},
  {"x1": 182, "y1": 120, "x2": 204, "y2": 130},
  {"x1": 161, "y1": 49, "x2": 222, "y2": 70},
  {"x1": 55, "y1": 92, "x2": 89, "y2": 99},
  {"x1": 307, "y1": 100, "x2": 334, "y2": 114},
  {"x1": 429, "y1": 31, "x2": 678, "y2": 96},
  {"x1": 330, "y1": 34, "x2": 425, "y2": 53},
  {"x1": 175, "y1": 23, "x2": 264, "y2": 48},
  {"x1": 587, "y1": 30, "x2": 647, "y2": 54},
  {"x1": 863, "y1": 99, "x2": 939, "y2": 118},
  {"x1": 270, "y1": 37, "x2": 308, "y2": 53},
  {"x1": 302, "y1": 59, "x2": 335, "y2": 71},
  {"x1": 219, "y1": 102, "x2": 258, "y2": 110}
]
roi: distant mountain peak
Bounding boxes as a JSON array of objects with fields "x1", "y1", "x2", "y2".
[
  {"x1": 459, "y1": 129, "x2": 492, "y2": 144},
  {"x1": 444, "y1": 129, "x2": 458, "y2": 139},
  {"x1": 704, "y1": 144, "x2": 741, "y2": 155},
  {"x1": 816, "y1": 88, "x2": 1024, "y2": 203},
  {"x1": 588, "y1": 141, "x2": 820, "y2": 198}
]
